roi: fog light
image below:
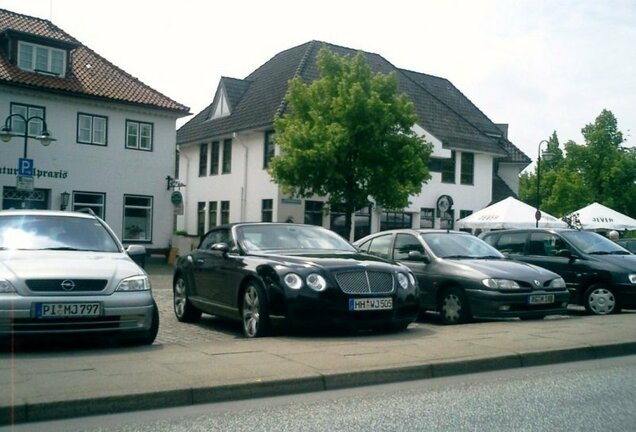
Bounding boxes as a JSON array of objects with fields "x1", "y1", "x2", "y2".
[{"x1": 499, "y1": 305, "x2": 511, "y2": 311}]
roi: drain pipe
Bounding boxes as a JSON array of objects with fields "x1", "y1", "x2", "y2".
[
  {"x1": 233, "y1": 132, "x2": 248, "y2": 221},
  {"x1": 176, "y1": 146, "x2": 190, "y2": 231}
]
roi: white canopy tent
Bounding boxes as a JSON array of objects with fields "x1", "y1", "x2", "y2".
[
  {"x1": 456, "y1": 196, "x2": 567, "y2": 230},
  {"x1": 566, "y1": 202, "x2": 636, "y2": 231}
]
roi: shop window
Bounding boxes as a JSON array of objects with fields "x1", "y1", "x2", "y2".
[
  {"x1": 72, "y1": 192, "x2": 105, "y2": 219},
  {"x1": 123, "y1": 195, "x2": 152, "y2": 242}
]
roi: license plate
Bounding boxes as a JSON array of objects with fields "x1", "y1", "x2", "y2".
[
  {"x1": 35, "y1": 303, "x2": 102, "y2": 318},
  {"x1": 349, "y1": 297, "x2": 393, "y2": 311},
  {"x1": 528, "y1": 294, "x2": 555, "y2": 305}
]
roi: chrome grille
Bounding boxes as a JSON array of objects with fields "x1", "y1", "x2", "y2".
[
  {"x1": 26, "y1": 279, "x2": 108, "y2": 293},
  {"x1": 335, "y1": 270, "x2": 394, "y2": 295}
]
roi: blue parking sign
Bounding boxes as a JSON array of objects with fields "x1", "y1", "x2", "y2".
[{"x1": 18, "y1": 158, "x2": 34, "y2": 176}]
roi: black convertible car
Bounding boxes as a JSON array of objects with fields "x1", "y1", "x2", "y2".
[{"x1": 172, "y1": 223, "x2": 419, "y2": 337}]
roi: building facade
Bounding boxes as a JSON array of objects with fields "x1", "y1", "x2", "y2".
[
  {"x1": 176, "y1": 41, "x2": 530, "y2": 240},
  {"x1": 0, "y1": 8, "x2": 189, "y2": 252}
]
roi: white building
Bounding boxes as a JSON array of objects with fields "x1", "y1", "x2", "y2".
[
  {"x1": 176, "y1": 41, "x2": 530, "y2": 240},
  {"x1": 0, "y1": 8, "x2": 189, "y2": 253}
]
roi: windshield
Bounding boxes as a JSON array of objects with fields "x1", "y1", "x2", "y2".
[
  {"x1": 0, "y1": 215, "x2": 120, "y2": 252},
  {"x1": 237, "y1": 224, "x2": 356, "y2": 253},
  {"x1": 561, "y1": 230, "x2": 630, "y2": 254},
  {"x1": 421, "y1": 232, "x2": 504, "y2": 259}
]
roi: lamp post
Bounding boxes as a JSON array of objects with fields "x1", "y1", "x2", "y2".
[
  {"x1": 0, "y1": 113, "x2": 55, "y2": 157},
  {"x1": 535, "y1": 139, "x2": 553, "y2": 228},
  {"x1": 1, "y1": 113, "x2": 56, "y2": 208}
]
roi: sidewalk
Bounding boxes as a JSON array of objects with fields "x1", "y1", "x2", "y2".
[{"x1": 2, "y1": 264, "x2": 636, "y2": 426}]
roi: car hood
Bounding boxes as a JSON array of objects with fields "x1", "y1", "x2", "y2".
[
  {"x1": 253, "y1": 251, "x2": 406, "y2": 272},
  {"x1": 0, "y1": 250, "x2": 145, "y2": 281},
  {"x1": 440, "y1": 258, "x2": 559, "y2": 281},
  {"x1": 588, "y1": 253, "x2": 636, "y2": 271}
]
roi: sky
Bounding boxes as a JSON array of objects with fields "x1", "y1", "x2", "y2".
[{"x1": 1, "y1": 0, "x2": 634, "y2": 170}]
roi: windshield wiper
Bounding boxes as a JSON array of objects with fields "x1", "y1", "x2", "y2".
[
  {"x1": 474, "y1": 255, "x2": 503, "y2": 260},
  {"x1": 41, "y1": 247, "x2": 81, "y2": 251},
  {"x1": 442, "y1": 255, "x2": 473, "y2": 259}
]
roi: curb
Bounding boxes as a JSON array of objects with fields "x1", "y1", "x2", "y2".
[{"x1": 3, "y1": 341, "x2": 636, "y2": 426}]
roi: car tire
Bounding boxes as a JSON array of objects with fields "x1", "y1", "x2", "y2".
[
  {"x1": 584, "y1": 283, "x2": 620, "y2": 315},
  {"x1": 173, "y1": 274, "x2": 202, "y2": 323},
  {"x1": 439, "y1": 287, "x2": 471, "y2": 325},
  {"x1": 241, "y1": 281, "x2": 271, "y2": 338}
]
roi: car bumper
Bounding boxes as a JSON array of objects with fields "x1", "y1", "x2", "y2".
[
  {"x1": 281, "y1": 290, "x2": 419, "y2": 329},
  {"x1": 0, "y1": 292, "x2": 155, "y2": 336},
  {"x1": 612, "y1": 283, "x2": 636, "y2": 308},
  {"x1": 464, "y1": 288, "x2": 570, "y2": 319}
]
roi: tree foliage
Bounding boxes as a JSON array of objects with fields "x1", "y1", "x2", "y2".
[
  {"x1": 269, "y1": 46, "x2": 432, "y2": 238},
  {"x1": 519, "y1": 110, "x2": 636, "y2": 218}
]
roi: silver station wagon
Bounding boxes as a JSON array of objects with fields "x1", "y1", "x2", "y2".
[{"x1": 0, "y1": 209, "x2": 158, "y2": 345}]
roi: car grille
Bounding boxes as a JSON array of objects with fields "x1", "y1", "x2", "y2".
[
  {"x1": 26, "y1": 279, "x2": 108, "y2": 293},
  {"x1": 335, "y1": 270, "x2": 394, "y2": 295}
]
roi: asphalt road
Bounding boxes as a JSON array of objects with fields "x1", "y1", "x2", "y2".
[{"x1": 10, "y1": 354, "x2": 636, "y2": 431}]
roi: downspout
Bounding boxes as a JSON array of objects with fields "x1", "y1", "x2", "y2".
[
  {"x1": 176, "y1": 145, "x2": 190, "y2": 232},
  {"x1": 233, "y1": 132, "x2": 248, "y2": 221}
]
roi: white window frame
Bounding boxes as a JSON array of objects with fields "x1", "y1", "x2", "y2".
[
  {"x1": 17, "y1": 41, "x2": 66, "y2": 77},
  {"x1": 10, "y1": 103, "x2": 45, "y2": 137},
  {"x1": 77, "y1": 113, "x2": 107, "y2": 145},
  {"x1": 125, "y1": 120, "x2": 153, "y2": 151},
  {"x1": 72, "y1": 192, "x2": 106, "y2": 219}
]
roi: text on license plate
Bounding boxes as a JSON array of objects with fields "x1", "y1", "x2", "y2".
[
  {"x1": 349, "y1": 297, "x2": 393, "y2": 311},
  {"x1": 36, "y1": 303, "x2": 101, "y2": 318},
  {"x1": 528, "y1": 294, "x2": 555, "y2": 305}
]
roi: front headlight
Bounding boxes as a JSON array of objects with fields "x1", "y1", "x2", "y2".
[
  {"x1": 283, "y1": 273, "x2": 303, "y2": 290},
  {"x1": 0, "y1": 279, "x2": 17, "y2": 294},
  {"x1": 397, "y1": 273, "x2": 410, "y2": 290},
  {"x1": 550, "y1": 277, "x2": 566, "y2": 288},
  {"x1": 408, "y1": 273, "x2": 416, "y2": 287},
  {"x1": 115, "y1": 275, "x2": 151, "y2": 292},
  {"x1": 482, "y1": 278, "x2": 520, "y2": 290},
  {"x1": 628, "y1": 274, "x2": 636, "y2": 284},
  {"x1": 306, "y1": 273, "x2": 327, "y2": 291}
]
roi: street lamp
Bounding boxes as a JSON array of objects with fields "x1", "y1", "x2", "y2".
[
  {"x1": 535, "y1": 139, "x2": 554, "y2": 228},
  {"x1": 0, "y1": 113, "x2": 56, "y2": 158}
]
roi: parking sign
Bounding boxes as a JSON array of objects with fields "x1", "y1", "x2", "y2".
[{"x1": 18, "y1": 158, "x2": 34, "y2": 176}]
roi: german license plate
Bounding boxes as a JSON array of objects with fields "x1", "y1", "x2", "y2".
[
  {"x1": 35, "y1": 303, "x2": 101, "y2": 318},
  {"x1": 349, "y1": 297, "x2": 393, "y2": 311},
  {"x1": 528, "y1": 294, "x2": 554, "y2": 305}
]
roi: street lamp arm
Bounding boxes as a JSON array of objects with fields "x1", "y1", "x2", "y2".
[{"x1": 0, "y1": 113, "x2": 55, "y2": 158}]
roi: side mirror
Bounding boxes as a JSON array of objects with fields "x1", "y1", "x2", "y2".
[
  {"x1": 126, "y1": 244, "x2": 147, "y2": 268},
  {"x1": 408, "y1": 250, "x2": 430, "y2": 263},
  {"x1": 211, "y1": 242, "x2": 230, "y2": 254},
  {"x1": 556, "y1": 249, "x2": 572, "y2": 258}
]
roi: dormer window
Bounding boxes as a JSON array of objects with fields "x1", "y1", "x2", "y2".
[
  {"x1": 211, "y1": 90, "x2": 230, "y2": 119},
  {"x1": 17, "y1": 41, "x2": 66, "y2": 77}
]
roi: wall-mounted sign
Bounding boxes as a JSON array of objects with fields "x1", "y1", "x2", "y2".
[
  {"x1": 16, "y1": 175, "x2": 34, "y2": 192},
  {"x1": 171, "y1": 191, "x2": 183, "y2": 206},
  {"x1": 436, "y1": 195, "x2": 454, "y2": 215}
]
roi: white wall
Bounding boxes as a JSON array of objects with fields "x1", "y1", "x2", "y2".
[
  {"x1": 176, "y1": 130, "x2": 279, "y2": 234},
  {"x1": 177, "y1": 124, "x2": 506, "y2": 234},
  {"x1": 0, "y1": 86, "x2": 180, "y2": 249}
]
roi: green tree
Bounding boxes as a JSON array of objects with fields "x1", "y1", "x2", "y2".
[
  {"x1": 269, "y1": 46, "x2": 432, "y2": 239},
  {"x1": 520, "y1": 110, "x2": 636, "y2": 218}
]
